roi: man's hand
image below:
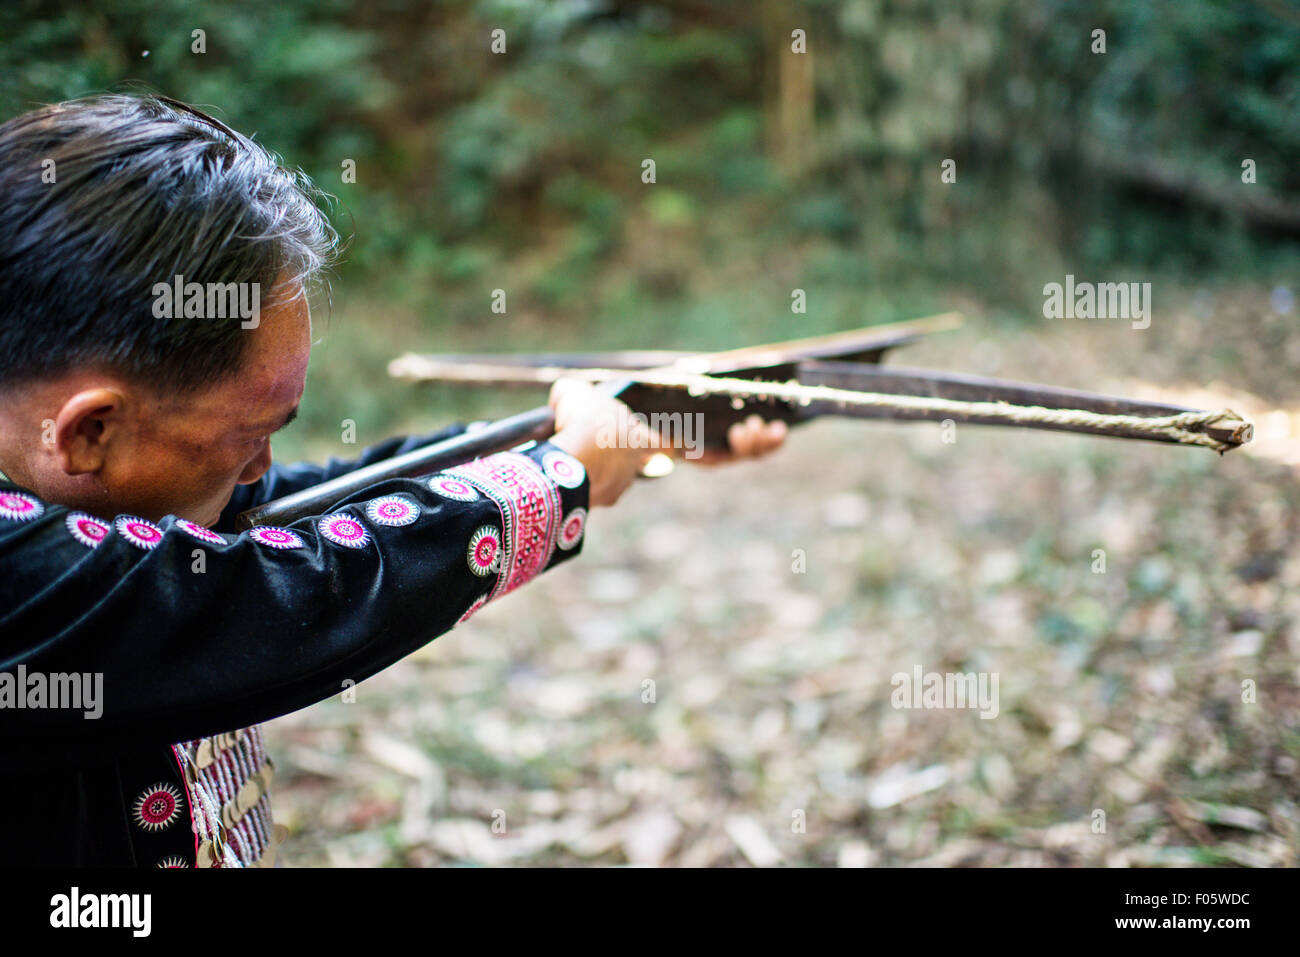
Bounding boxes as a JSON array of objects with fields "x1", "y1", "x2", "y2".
[
  {"x1": 548, "y1": 379, "x2": 788, "y2": 507},
  {"x1": 548, "y1": 379, "x2": 659, "y2": 507}
]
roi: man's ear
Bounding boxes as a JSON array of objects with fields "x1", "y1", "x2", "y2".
[{"x1": 53, "y1": 388, "x2": 128, "y2": 476}]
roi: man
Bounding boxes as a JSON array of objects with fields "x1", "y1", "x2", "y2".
[{"x1": 0, "y1": 94, "x2": 784, "y2": 866}]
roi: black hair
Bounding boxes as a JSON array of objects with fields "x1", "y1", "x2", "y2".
[{"x1": 0, "y1": 93, "x2": 338, "y2": 394}]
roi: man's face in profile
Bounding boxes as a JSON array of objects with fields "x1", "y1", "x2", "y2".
[
  {"x1": 2, "y1": 285, "x2": 312, "y2": 528},
  {"x1": 117, "y1": 288, "x2": 313, "y2": 526},
  {"x1": 99, "y1": 287, "x2": 312, "y2": 527}
]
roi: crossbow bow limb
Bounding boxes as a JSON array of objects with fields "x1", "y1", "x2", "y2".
[{"x1": 236, "y1": 313, "x2": 1252, "y2": 529}]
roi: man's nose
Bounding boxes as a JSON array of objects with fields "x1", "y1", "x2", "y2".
[{"x1": 237, "y1": 441, "x2": 273, "y2": 485}]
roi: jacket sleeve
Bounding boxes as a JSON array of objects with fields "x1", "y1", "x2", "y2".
[
  {"x1": 0, "y1": 439, "x2": 590, "y2": 761},
  {"x1": 218, "y1": 423, "x2": 470, "y2": 520}
]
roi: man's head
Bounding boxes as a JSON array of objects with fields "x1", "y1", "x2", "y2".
[{"x1": 0, "y1": 94, "x2": 337, "y2": 525}]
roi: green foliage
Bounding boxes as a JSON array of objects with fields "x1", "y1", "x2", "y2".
[
  {"x1": 0, "y1": 0, "x2": 1294, "y2": 366},
  {"x1": 0, "y1": 0, "x2": 388, "y2": 192}
]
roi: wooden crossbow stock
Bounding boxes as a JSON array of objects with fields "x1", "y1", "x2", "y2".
[{"x1": 236, "y1": 313, "x2": 1252, "y2": 529}]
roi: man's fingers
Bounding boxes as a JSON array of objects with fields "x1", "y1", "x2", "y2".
[
  {"x1": 758, "y1": 418, "x2": 788, "y2": 454},
  {"x1": 548, "y1": 376, "x2": 589, "y2": 412},
  {"x1": 725, "y1": 417, "x2": 751, "y2": 455},
  {"x1": 726, "y1": 415, "x2": 787, "y2": 458}
]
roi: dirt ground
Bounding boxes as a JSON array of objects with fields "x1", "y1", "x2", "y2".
[{"x1": 266, "y1": 286, "x2": 1300, "y2": 866}]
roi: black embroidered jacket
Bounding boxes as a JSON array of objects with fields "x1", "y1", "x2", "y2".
[{"x1": 0, "y1": 426, "x2": 590, "y2": 866}]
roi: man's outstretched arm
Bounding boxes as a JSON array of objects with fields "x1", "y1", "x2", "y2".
[{"x1": 0, "y1": 438, "x2": 587, "y2": 762}]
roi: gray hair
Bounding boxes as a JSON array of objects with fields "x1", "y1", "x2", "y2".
[{"x1": 0, "y1": 93, "x2": 339, "y2": 393}]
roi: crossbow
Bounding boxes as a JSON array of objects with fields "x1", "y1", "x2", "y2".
[{"x1": 236, "y1": 313, "x2": 1252, "y2": 529}]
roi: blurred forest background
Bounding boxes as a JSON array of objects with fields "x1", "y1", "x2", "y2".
[{"x1": 2, "y1": 0, "x2": 1298, "y2": 866}]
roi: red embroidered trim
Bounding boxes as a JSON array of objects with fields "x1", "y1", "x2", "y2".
[
  {"x1": 171, "y1": 726, "x2": 275, "y2": 868},
  {"x1": 444, "y1": 452, "x2": 562, "y2": 604},
  {"x1": 458, "y1": 594, "x2": 487, "y2": 624},
  {"x1": 169, "y1": 743, "x2": 201, "y2": 865}
]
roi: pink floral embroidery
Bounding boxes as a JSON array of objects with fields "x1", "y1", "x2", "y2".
[
  {"x1": 175, "y1": 519, "x2": 226, "y2": 544},
  {"x1": 558, "y1": 508, "x2": 587, "y2": 551},
  {"x1": 467, "y1": 525, "x2": 502, "y2": 576},
  {"x1": 365, "y1": 495, "x2": 420, "y2": 527},
  {"x1": 115, "y1": 516, "x2": 163, "y2": 550},
  {"x1": 444, "y1": 452, "x2": 563, "y2": 603},
  {"x1": 133, "y1": 783, "x2": 183, "y2": 831},
  {"x1": 0, "y1": 490, "x2": 43, "y2": 522},
  {"x1": 541, "y1": 449, "x2": 586, "y2": 489},
  {"x1": 248, "y1": 526, "x2": 304, "y2": 550},
  {"x1": 66, "y1": 512, "x2": 110, "y2": 548},
  {"x1": 428, "y1": 476, "x2": 480, "y2": 502},
  {"x1": 319, "y1": 514, "x2": 370, "y2": 548}
]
